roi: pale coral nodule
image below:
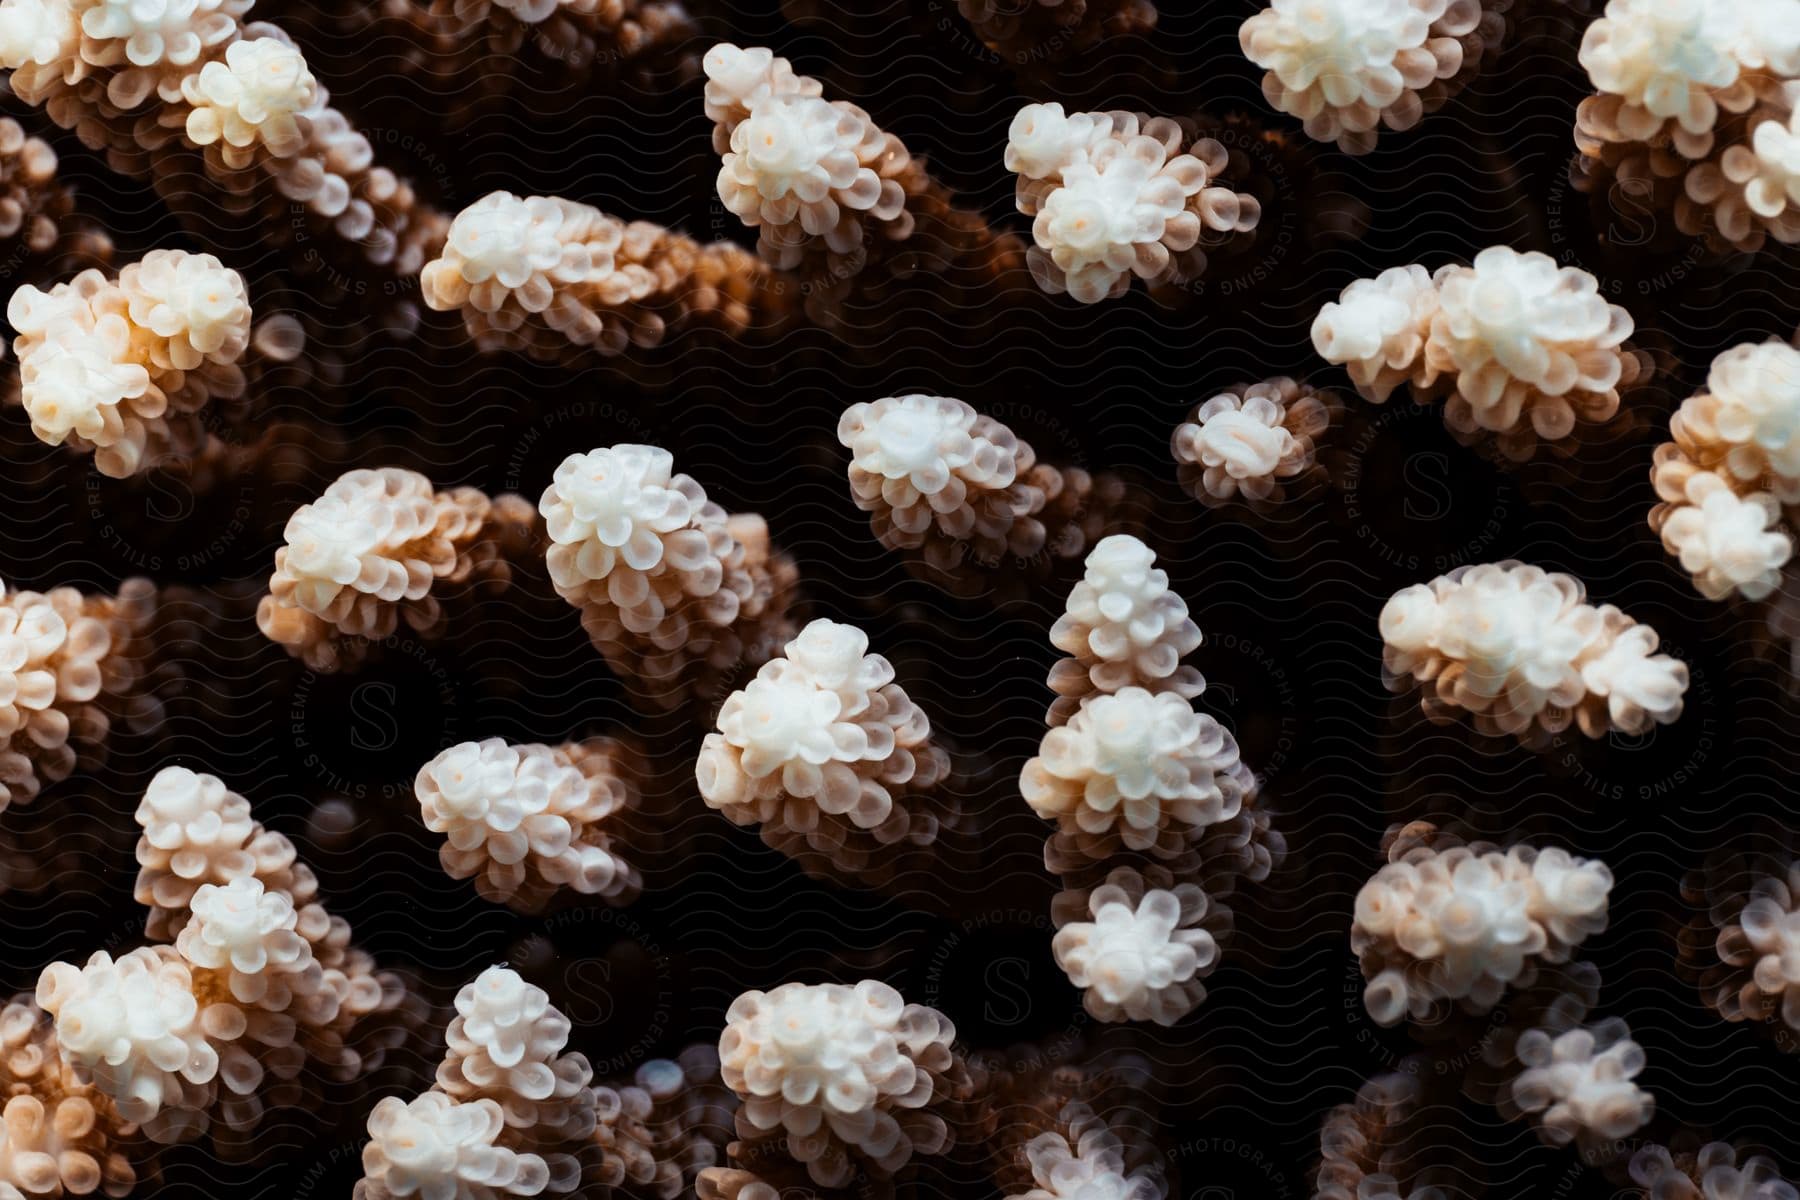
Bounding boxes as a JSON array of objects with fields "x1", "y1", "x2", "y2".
[
  {"x1": 1022, "y1": 684, "x2": 1252, "y2": 861},
  {"x1": 31, "y1": 765, "x2": 408, "y2": 1162},
  {"x1": 420, "y1": 189, "x2": 785, "y2": 361},
  {"x1": 1312, "y1": 247, "x2": 1645, "y2": 460},
  {"x1": 355, "y1": 965, "x2": 590, "y2": 1200},
  {"x1": 1510, "y1": 1018, "x2": 1654, "y2": 1147},
  {"x1": 1378, "y1": 560, "x2": 1688, "y2": 742},
  {"x1": 1240, "y1": 0, "x2": 1506, "y2": 155},
  {"x1": 1045, "y1": 534, "x2": 1203, "y2": 726},
  {"x1": 1004, "y1": 102, "x2": 1260, "y2": 303},
  {"x1": 712, "y1": 979, "x2": 961, "y2": 1189},
  {"x1": 1352, "y1": 837, "x2": 1613, "y2": 1026},
  {"x1": 1052, "y1": 865, "x2": 1219, "y2": 1025},
  {"x1": 256, "y1": 466, "x2": 535, "y2": 672},
  {"x1": 7, "y1": 249, "x2": 250, "y2": 476},
  {"x1": 1171, "y1": 377, "x2": 1336, "y2": 507},
  {"x1": 540, "y1": 443, "x2": 798, "y2": 709},
  {"x1": 697, "y1": 617, "x2": 951, "y2": 881},
  {"x1": 838, "y1": 394, "x2": 1129, "y2": 592},
  {"x1": 1649, "y1": 339, "x2": 1800, "y2": 602},
  {"x1": 1573, "y1": 0, "x2": 1800, "y2": 253},
  {"x1": 0, "y1": 574, "x2": 155, "y2": 815},
  {"x1": 415, "y1": 735, "x2": 642, "y2": 914},
  {"x1": 1012, "y1": 1102, "x2": 1166, "y2": 1200}
]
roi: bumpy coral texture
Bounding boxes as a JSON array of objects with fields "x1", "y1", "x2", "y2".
[
  {"x1": 1313, "y1": 249, "x2": 1643, "y2": 459},
  {"x1": 539, "y1": 444, "x2": 797, "y2": 708},
  {"x1": 1021, "y1": 685, "x2": 1251, "y2": 859},
  {"x1": 1379, "y1": 561, "x2": 1689, "y2": 741},
  {"x1": 1051, "y1": 867, "x2": 1219, "y2": 1025},
  {"x1": 34, "y1": 765, "x2": 406, "y2": 1151},
  {"x1": 356, "y1": 965, "x2": 595, "y2": 1200},
  {"x1": 421, "y1": 190, "x2": 779, "y2": 360},
  {"x1": 715, "y1": 980, "x2": 959, "y2": 1188},
  {"x1": 0, "y1": 576, "x2": 152, "y2": 814},
  {"x1": 838, "y1": 395, "x2": 1126, "y2": 588},
  {"x1": 1171, "y1": 377, "x2": 1334, "y2": 506},
  {"x1": 697, "y1": 618, "x2": 951, "y2": 879},
  {"x1": 1240, "y1": 0, "x2": 1496, "y2": 155},
  {"x1": 0, "y1": 999, "x2": 137, "y2": 1199},
  {"x1": 1629, "y1": 1142, "x2": 1800, "y2": 1200},
  {"x1": 1012, "y1": 1103, "x2": 1164, "y2": 1200},
  {"x1": 1573, "y1": 0, "x2": 1800, "y2": 251},
  {"x1": 258, "y1": 466, "x2": 527, "y2": 671},
  {"x1": 1005, "y1": 103, "x2": 1259, "y2": 302},
  {"x1": 1045, "y1": 535, "x2": 1203, "y2": 726},
  {"x1": 705, "y1": 41, "x2": 935, "y2": 286},
  {"x1": 1315, "y1": 1072, "x2": 1444, "y2": 1200},
  {"x1": 0, "y1": 0, "x2": 446, "y2": 274},
  {"x1": 415, "y1": 736, "x2": 641, "y2": 913},
  {"x1": 7, "y1": 250, "x2": 250, "y2": 476},
  {"x1": 1703, "y1": 860, "x2": 1800, "y2": 1031},
  {"x1": 1511, "y1": 1019, "x2": 1654, "y2": 1146},
  {"x1": 1650, "y1": 340, "x2": 1800, "y2": 601},
  {"x1": 1352, "y1": 840, "x2": 1614, "y2": 1025}
]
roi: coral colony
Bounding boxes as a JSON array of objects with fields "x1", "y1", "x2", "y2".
[{"x1": 3, "y1": 0, "x2": 1800, "y2": 1197}]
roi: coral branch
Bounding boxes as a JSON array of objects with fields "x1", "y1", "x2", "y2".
[
  {"x1": 539, "y1": 444, "x2": 798, "y2": 710},
  {"x1": 415, "y1": 735, "x2": 643, "y2": 913},
  {"x1": 838, "y1": 395, "x2": 1135, "y2": 598},
  {"x1": 697, "y1": 617, "x2": 953, "y2": 885},
  {"x1": 1312, "y1": 248, "x2": 1650, "y2": 460},
  {"x1": 1171, "y1": 377, "x2": 1336, "y2": 507},
  {"x1": 1004, "y1": 103, "x2": 1262, "y2": 303},
  {"x1": 256, "y1": 466, "x2": 538, "y2": 672},
  {"x1": 420, "y1": 191, "x2": 795, "y2": 362},
  {"x1": 1378, "y1": 560, "x2": 1689, "y2": 743},
  {"x1": 7, "y1": 250, "x2": 251, "y2": 476},
  {"x1": 1351, "y1": 833, "x2": 1613, "y2": 1026},
  {"x1": 0, "y1": 574, "x2": 155, "y2": 814}
]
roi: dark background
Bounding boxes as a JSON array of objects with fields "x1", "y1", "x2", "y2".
[{"x1": 2, "y1": 0, "x2": 1798, "y2": 1195}]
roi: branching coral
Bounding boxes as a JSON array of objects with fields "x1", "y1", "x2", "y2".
[
  {"x1": 1240, "y1": 0, "x2": 1510, "y2": 155},
  {"x1": 1312, "y1": 248, "x2": 1649, "y2": 460},
  {"x1": 1009, "y1": 1102, "x2": 1165, "y2": 1200},
  {"x1": 0, "y1": 0, "x2": 447, "y2": 279},
  {"x1": 539, "y1": 444, "x2": 798, "y2": 709},
  {"x1": 1510, "y1": 1018, "x2": 1654, "y2": 1147},
  {"x1": 415, "y1": 736, "x2": 642, "y2": 913},
  {"x1": 1629, "y1": 1142, "x2": 1800, "y2": 1199},
  {"x1": 1378, "y1": 561, "x2": 1689, "y2": 743},
  {"x1": 697, "y1": 617, "x2": 952, "y2": 883},
  {"x1": 1021, "y1": 685, "x2": 1252, "y2": 861},
  {"x1": 707, "y1": 979, "x2": 963, "y2": 1189},
  {"x1": 30, "y1": 765, "x2": 411, "y2": 1162},
  {"x1": 1044, "y1": 535, "x2": 1202, "y2": 726},
  {"x1": 1351, "y1": 837, "x2": 1614, "y2": 1025},
  {"x1": 1003, "y1": 103, "x2": 1261, "y2": 303},
  {"x1": 356, "y1": 965, "x2": 594, "y2": 1200},
  {"x1": 7, "y1": 249, "x2": 251, "y2": 476},
  {"x1": 420, "y1": 190, "x2": 793, "y2": 361},
  {"x1": 1649, "y1": 340, "x2": 1800, "y2": 601},
  {"x1": 1171, "y1": 377, "x2": 1336, "y2": 507},
  {"x1": 838, "y1": 395, "x2": 1134, "y2": 596},
  {"x1": 256, "y1": 466, "x2": 538, "y2": 672},
  {"x1": 0, "y1": 575, "x2": 155, "y2": 815},
  {"x1": 1572, "y1": 0, "x2": 1800, "y2": 252},
  {"x1": 704, "y1": 43, "x2": 1024, "y2": 316},
  {"x1": 0, "y1": 998, "x2": 138, "y2": 1198},
  {"x1": 1051, "y1": 865, "x2": 1219, "y2": 1026}
]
